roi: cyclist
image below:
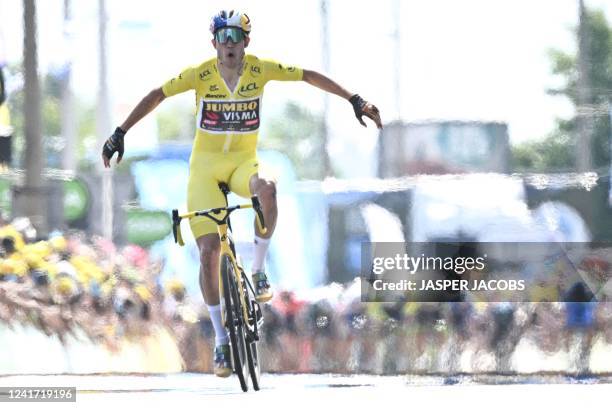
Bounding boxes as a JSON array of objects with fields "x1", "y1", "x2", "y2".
[{"x1": 102, "y1": 9, "x2": 382, "y2": 377}]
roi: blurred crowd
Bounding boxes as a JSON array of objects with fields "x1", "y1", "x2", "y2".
[
  {"x1": 255, "y1": 292, "x2": 612, "y2": 374},
  {"x1": 0, "y1": 213, "x2": 172, "y2": 351},
  {"x1": 2, "y1": 213, "x2": 612, "y2": 375},
  {"x1": 172, "y1": 280, "x2": 612, "y2": 375}
]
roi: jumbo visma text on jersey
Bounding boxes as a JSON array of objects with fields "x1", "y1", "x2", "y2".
[{"x1": 199, "y1": 98, "x2": 260, "y2": 133}]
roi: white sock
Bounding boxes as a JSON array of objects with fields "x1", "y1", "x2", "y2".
[
  {"x1": 252, "y1": 236, "x2": 270, "y2": 272},
  {"x1": 206, "y1": 304, "x2": 229, "y2": 347}
]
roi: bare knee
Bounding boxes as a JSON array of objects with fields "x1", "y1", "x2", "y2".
[
  {"x1": 197, "y1": 236, "x2": 220, "y2": 270},
  {"x1": 253, "y1": 179, "x2": 277, "y2": 207},
  {"x1": 200, "y1": 244, "x2": 220, "y2": 263}
]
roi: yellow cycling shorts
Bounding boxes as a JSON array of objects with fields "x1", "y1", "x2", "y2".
[{"x1": 188, "y1": 149, "x2": 259, "y2": 238}]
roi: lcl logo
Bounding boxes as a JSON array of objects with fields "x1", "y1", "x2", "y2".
[{"x1": 240, "y1": 83, "x2": 259, "y2": 92}]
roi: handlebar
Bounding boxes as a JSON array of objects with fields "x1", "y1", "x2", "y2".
[
  {"x1": 171, "y1": 196, "x2": 267, "y2": 246},
  {"x1": 172, "y1": 209, "x2": 185, "y2": 246}
]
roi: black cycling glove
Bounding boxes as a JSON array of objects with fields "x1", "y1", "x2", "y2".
[
  {"x1": 349, "y1": 94, "x2": 368, "y2": 127},
  {"x1": 102, "y1": 127, "x2": 126, "y2": 163}
]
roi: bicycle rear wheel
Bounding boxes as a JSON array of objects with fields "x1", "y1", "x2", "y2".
[{"x1": 221, "y1": 255, "x2": 249, "y2": 392}]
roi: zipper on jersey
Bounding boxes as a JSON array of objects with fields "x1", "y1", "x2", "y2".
[
  {"x1": 219, "y1": 73, "x2": 237, "y2": 154},
  {"x1": 217, "y1": 59, "x2": 247, "y2": 154},
  {"x1": 222, "y1": 133, "x2": 233, "y2": 153}
]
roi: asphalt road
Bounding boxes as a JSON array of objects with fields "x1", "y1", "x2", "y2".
[{"x1": 0, "y1": 373, "x2": 610, "y2": 407}]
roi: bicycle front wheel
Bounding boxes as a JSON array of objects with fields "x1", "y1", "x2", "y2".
[
  {"x1": 221, "y1": 254, "x2": 249, "y2": 392},
  {"x1": 244, "y1": 278, "x2": 262, "y2": 391},
  {"x1": 246, "y1": 329, "x2": 261, "y2": 391}
]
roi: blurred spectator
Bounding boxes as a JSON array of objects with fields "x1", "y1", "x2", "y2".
[
  {"x1": 0, "y1": 65, "x2": 12, "y2": 170},
  {"x1": 488, "y1": 302, "x2": 518, "y2": 373},
  {"x1": 563, "y1": 282, "x2": 597, "y2": 373},
  {"x1": 445, "y1": 302, "x2": 473, "y2": 373}
]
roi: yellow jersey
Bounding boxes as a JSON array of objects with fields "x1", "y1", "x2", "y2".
[{"x1": 161, "y1": 54, "x2": 303, "y2": 153}]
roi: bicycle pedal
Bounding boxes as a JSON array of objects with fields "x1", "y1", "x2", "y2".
[
  {"x1": 255, "y1": 303, "x2": 263, "y2": 322},
  {"x1": 251, "y1": 301, "x2": 264, "y2": 328}
]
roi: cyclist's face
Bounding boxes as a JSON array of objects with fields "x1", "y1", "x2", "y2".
[{"x1": 212, "y1": 33, "x2": 249, "y2": 68}]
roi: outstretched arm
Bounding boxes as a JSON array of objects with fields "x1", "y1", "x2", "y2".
[
  {"x1": 302, "y1": 69, "x2": 382, "y2": 129},
  {"x1": 119, "y1": 87, "x2": 166, "y2": 132},
  {"x1": 102, "y1": 87, "x2": 166, "y2": 167},
  {"x1": 302, "y1": 69, "x2": 352, "y2": 100}
]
